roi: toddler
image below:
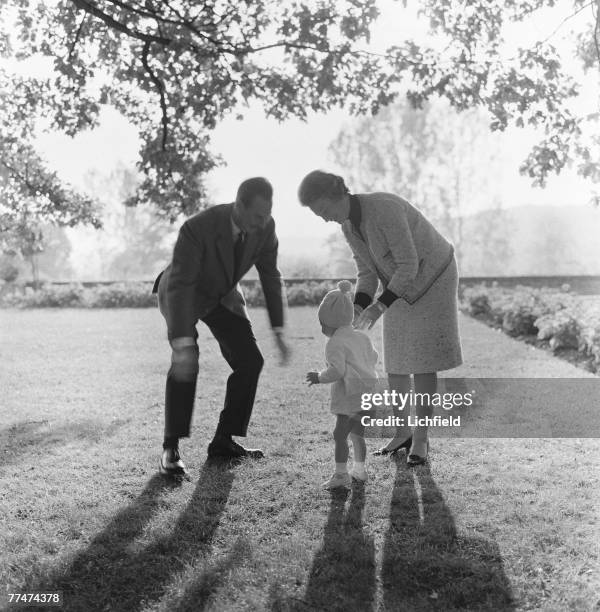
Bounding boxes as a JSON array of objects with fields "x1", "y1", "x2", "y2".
[{"x1": 306, "y1": 281, "x2": 378, "y2": 489}]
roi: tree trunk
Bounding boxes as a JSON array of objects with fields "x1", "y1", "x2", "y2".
[{"x1": 30, "y1": 255, "x2": 40, "y2": 289}]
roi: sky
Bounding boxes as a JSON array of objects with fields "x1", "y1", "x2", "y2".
[{"x1": 9, "y1": 0, "x2": 600, "y2": 264}]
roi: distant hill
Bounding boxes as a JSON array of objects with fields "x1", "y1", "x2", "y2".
[
  {"x1": 276, "y1": 204, "x2": 600, "y2": 278},
  {"x1": 458, "y1": 204, "x2": 600, "y2": 276}
]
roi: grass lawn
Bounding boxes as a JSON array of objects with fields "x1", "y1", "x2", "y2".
[{"x1": 0, "y1": 307, "x2": 598, "y2": 611}]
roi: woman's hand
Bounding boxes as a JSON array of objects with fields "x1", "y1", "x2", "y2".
[
  {"x1": 353, "y1": 304, "x2": 363, "y2": 325},
  {"x1": 306, "y1": 371, "x2": 320, "y2": 386},
  {"x1": 354, "y1": 302, "x2": 386, "y2": 330}
]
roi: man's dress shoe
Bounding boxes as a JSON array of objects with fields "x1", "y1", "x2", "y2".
[
  {"x1": 207, "y1": 438, "x2": 264, "y2": 459},
  {"x1": 231, "y1": 439, "x2": 265, "y2": 459},
  {"x1": 160, "y1": 447, "x2": 187, "y2": 476}
]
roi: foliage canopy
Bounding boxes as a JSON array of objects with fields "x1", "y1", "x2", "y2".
[{"x1": 0, "y1": 0, "x2": 598, "y2": 226}]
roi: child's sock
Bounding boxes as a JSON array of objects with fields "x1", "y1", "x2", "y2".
[
  {"x1": 349, "y1": 433, "x2": 367, "y2": 466},
  {"x1": 335, "y1": 462, "x2": 348, "y2": 474}
]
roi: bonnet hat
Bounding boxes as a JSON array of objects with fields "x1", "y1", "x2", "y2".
[{"x1": 318, "y1": 280, "x2": 354, "y2": 328}]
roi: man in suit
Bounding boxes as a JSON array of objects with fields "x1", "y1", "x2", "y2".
[{"x1": 153, "y1": 177, "x2": 289, "y2": 475}]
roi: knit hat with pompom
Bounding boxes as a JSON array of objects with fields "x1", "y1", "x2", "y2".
[{"x1": 318, "y1": 280, "x2": 354, "y2": 328}]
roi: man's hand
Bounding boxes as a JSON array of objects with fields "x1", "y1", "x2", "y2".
[
  {"x1": 274, "y1": 331, "x2": 290, "y2": 365},
  {"x1": 170, "y1": 345, "x2": 199, "y2": 382},
  {"x1": 354, "y1": 302, "x2": 385, "y2": 330},
  {"x1": 306, "y1": 371, "x2": 320, "y2": 386}
]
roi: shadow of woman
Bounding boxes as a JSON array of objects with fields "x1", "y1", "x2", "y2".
[
  {"x1": 274, "y1": 482, "x2": 376, "y2": 612},
  {"x1": 381, "y1": 456, "x2": 515, "y2": 611},
  {"x1": 30, "y1": 460, "x2": 239, "y2": 612}
]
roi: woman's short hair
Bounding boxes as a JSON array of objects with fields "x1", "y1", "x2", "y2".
[
  {"x1": 298, "y1": 170, "x2": 349, "y2": 205},
  {"x1": 236, "y1": 177, "x2": 273, "y2": 207}
]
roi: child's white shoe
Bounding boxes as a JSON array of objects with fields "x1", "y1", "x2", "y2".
[
  {"x1": 349, "y1": 468, "x2": 368, "y2": 482},
  {"x1": 322, "y1": 472, "x2": 352, "y2": 489}
]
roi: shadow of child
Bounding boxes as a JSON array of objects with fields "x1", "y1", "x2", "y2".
[{"x1": 274, "y1": 482, "x2": 376, "y2": 612}]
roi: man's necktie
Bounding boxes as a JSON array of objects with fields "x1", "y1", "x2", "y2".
[{"x1": 233, "y1": 231, "x2": 245, "y2": 277}]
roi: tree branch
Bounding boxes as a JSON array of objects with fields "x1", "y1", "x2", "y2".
[
  {"x1": 68, "y1": 14, "x2": 88, "y2": 62},
  {"x1": 141, "y1": 40, "x2": 169, "y2": 150},
  {"x1": 160, "y1": 0, "x2": 237, "y2": 54},
  {"x1": 245, "y1": 40, "x2": 328, "y2": 54},
  {"x1": 1, "y1": 158, "x2": 44, "y2": 198},
  {"x1": 69, "y1": 0, "x2": 171, "y2": 45},
  {"x1": 540, "y1": 0, "x2": 595, "y2": 46},
  {"x1": 104, "y1": 0, "x2": 164, "y2": 22},
  {"x1": 104, "y1": 0, "x2": 184, "y2": 41},
  {"x1": 241, "y1": 39, "x2": 437, "y2": 67},
  {"x1": 593, "y1": 0, "x2": 600, "y2": 66},
  {"x1": 190, "y1": 3, "x2": 235, "y2": 29},
  {"x1": 141, "y1": 0, "x2": 167, "y2": 43}
]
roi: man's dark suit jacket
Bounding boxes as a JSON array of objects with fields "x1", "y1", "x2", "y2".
[{"x1": 154, "y1": 203, "x2": 285, "y2": 340}]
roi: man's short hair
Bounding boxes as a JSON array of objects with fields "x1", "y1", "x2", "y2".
[{"x1": 236, "y1": 177, "x2": 273, "y2": 207}]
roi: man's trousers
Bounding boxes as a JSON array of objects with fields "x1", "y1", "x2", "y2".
[{"x1": 162, "y1": 305, "x2": 264, "y2": 439}]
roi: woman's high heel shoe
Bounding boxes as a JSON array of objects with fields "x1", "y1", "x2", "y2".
[
  {"x1": 407, "y1": 440, "x2": 429, "y2": 466},
  {"x1": 372, "y1": 435, "x2": 412, "y2": 456}
]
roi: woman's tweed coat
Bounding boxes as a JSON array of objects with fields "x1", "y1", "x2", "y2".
[{"x1": 342, "y1": 193, "x2": 463, "y2": 374}]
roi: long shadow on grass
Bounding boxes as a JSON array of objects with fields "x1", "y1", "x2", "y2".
[
  {"x1": 381, "y1": 455, "x2": 515, "y2": 610},
  {"x1": 32, "y1": 460, "x2": 240, "y2": 612},
  {"x1": 277, "y1": 482, "x2": 376, "y2": 611}
]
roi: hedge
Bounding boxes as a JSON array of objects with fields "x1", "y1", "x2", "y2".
[
  {"x1": 460, "y1": 283, "x2": 600, "y2": 372},
  {"x1": 0, "y1": 280, "x2": 340, "y2": 309}
]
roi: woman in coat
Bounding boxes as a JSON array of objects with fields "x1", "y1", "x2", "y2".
[{"x1": 298, "y1": 170, "x2": 463, "y2": 465}]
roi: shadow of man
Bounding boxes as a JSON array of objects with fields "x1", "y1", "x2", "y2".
[
  {"x1": 381, "y1": 455, "x2": 515, "y2": 611},
  {"x1": 273, "y1": 482, "x2": 376, "y2": 612},
  {"x1": 31, "y1": 460, "x2": 241, "y2": 612}
]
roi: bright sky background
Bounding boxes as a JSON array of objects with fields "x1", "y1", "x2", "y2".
[{"x1": 13, "y1": 0, "x2": 599, "y2": 261}]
